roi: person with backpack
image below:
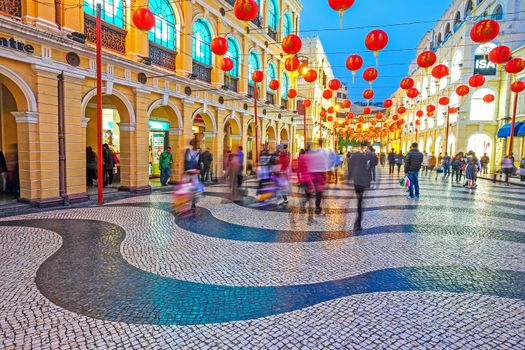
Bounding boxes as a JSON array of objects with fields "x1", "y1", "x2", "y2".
[
  {"x1": 404, "y1": 142, "x2": 424, "y2": 199},
  {"x1": 347, "y1": 141, "x2": 372, "y2": 231},
  {"x1": 199, "y1": 149, "x2": 213, "y2": 183}
]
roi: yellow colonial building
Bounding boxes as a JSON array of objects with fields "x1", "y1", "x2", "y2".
[{"x1": 0, "y1": 0, "x2": 303, "y2": 206}]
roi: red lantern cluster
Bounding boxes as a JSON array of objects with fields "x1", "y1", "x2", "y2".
[
  {"x1": 431, "y1": 64, "x2": 449, "y2": 80},
  {"x1": 328, "y1": 79, "x2": 341, "y2": 91},
  {"x1": 132, "y1": 8, "x2": 156, "y2": 31},
  {"x1": 284, "y1": 56, "x2": 300, "y2": 72},
  {"x1": 406, "y1": 88, "x2": 419, "y2": 99},
  {"x1": 469, "y1": 74, "x2": 485, "y2": 88},
  {"x1": 400, "y1": 77, "x2": 415, "y2": 90},
  {"x1": 323, "y1": 89, "x2": 333, "y2": 99},
  {"x1": 252, "y1": 70, "x2": 264, "y2": 83},
  {"x1": 303, "y1": 69, "x2": 318, "y2": 83},
  {"x1": 233, "y1": 0, "x2": 259, "y2": 21},
  {"x1": 221, "y1": 57, "x2": 234, "y2": 72},
  {"x1": 505, "y1": 58, "x2": 525, "y2": 75},
  {"x1": 489, "y1": 45, "x2": 512, "y2": 65},
  {"x1": 438, "y1": 97, "x2": 450, "y2": 106},
  {"x1": 211, "y1": 37, "x2": 228, "y2": 55},
  {"x1": 417, "y1": 51, "x2": 437, "y2": 69},
  {"x1": 470, "y1": 19, "x2": 500, "y2": 44},
  {"x1": 456, "y1": 85, "x2": 470, "y2": 97},
  {"x1": 287, "y1": 89, "x2": 298, "y2": 99},
  {"x1": 511, "y1": 81, "x2": 525, "y2": 93},
  {"x1": 268, "y1": 80, "x2": 280, "y2": 91},
  {"x1": 483, "y1": 94, "x2": 495, "y2": 103},
  {"x1": 363, "y1": 89, "x2": 374, "y2": 100},
  {"x1": 383, "y1": 99, "x2": 393, "y2": 108},
  {"x1": 282, "y1": 34, "x2": 302, "y2": 55}
]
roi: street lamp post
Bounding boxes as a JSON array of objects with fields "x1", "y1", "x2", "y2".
[
  {"x1": 508, "y1": 91, "x2": 519, "y2": 156},
  {"x1": 444, "y1": 110, "x2": 450, "y2": 155},
  {"x1": 96, "y1": 4, "x2": 103, "y2": 205},
  {"x1": 254, "y1": 82, "x2": 259, "y2": 163}
]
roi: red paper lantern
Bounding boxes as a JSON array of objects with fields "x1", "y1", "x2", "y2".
[
  {"x1": 363, "y1": 89, "x2": 374, "y2": 100},
  {"x1": 371, "y1": 120, "x2": 377, "y2": 126},
  {"x1": 456, "y1": 85, "x2": 470, "y2": 97},
  {"x1": 398, "y1": 119, "x2": 405, "y2": 126},
  {"x1": 328, "y1": 79, "x2": 341, "y2": 91},
  {"x1": 417, "y1": 51, "x2": 437, "y2": 69},
  {"x1": 327, "y1": 116, "x2": 334, "y2": 122},
  {"x1": 132, "y1": 8, "x2": 156, "y2": 31},
  {"x1": 303, "y1": 69, "x2": 318, "y2": 83},
  {"x1": 469, "y1": 74, "x2": 485, "y2": 88},
  {"x1": 320, "y1": 110, "x2": 327, "y2": 119},
  {"x1": 505, "y1": 58, "x2": 525, "y2": 75},
  {"x1": 415, "y1": 119, "x2": 421, "y2": 126},
  {"x1": 383, "y1": 99, "x2": 393, "y2": 108},
  {"x1": 357, "y1": 123, "x2": 363, "y2": 129},
  {"x1": 375, "y1": 112, "x2": 383, "y2": 120},
  {"x1": 233, "y1": 0, "x2": 259, "y2": 21},
  {"x1": 400, "y1": 77, "x2": 415, "y2": 90},
  {"x1": 221, "y1": 57, "x2": 234, "y2": 72},
  {"x1": 416, "y1": 110, "x2": 424, "y2": 118},
  {"x1": 328, "y1": 0, "x2": 355, "y2": 27},
  {"x1": 365, "y1": 29, "x2": 389, "y2": 53},
  {"x1": 438, "y1": 97, "x2": 450, "y2": 106},
  {"x1": 427, "y1": 111, "x2": 435, "y2": 117},
  {"x1": 287, "y1": 89, "x2": 298, "y2": 99},
  {"x1": 489, "y1": 45, "x2": 512, "y2": 65},
  {"x1": 431, "y1": 64, "x2": 449, "y2": 79},
  {"x1": 327, "y1": 106, "x2": 335, "y2": 114},
  {"x1": 483, "y1": 94, "x2": 495, "y2": 103},
  {"x1": 426, "y1": 104, "x2": 436, "y2": 113},
  {"x1": 392, "y1": 114, "x2": 399, "y2": 121},
  {"x1": 268, "y1": 79, "x2": 280, "y2": 91},
  {"x1": 252, "y1": 70, "x2": 264, "y2": 83},
  {"x1": 358, "y1": 116, "x2": 365, "y2": 122},
  {"x1": 510, "y1": 81, "x2": 525, "y2": 93},
  {"x1": 363, "y1": 107, "x2": 371, "y2": 115},
  {"x1": 363, "y1": 67, "x2": 378, "y2": 82},
  {"x1": 448, "y1": 107, "x2": 459, "y2": 114},
  {"x1": 342, "y1": 99, "x2": 352, "y2": 108},
  {"x1": 282, "y1": 34, "x2": 302, "y2": 55},
  {"x1": 303, "y1": 99, "x2": 312, "y2": 108},
  {"x1": 344, "y1": 120, "x2": 350, "y2": 126},
  {"x1": 211, "y1": 37, "x2": 228, "y2": 55},
  {"x1": 347, "y1": 112, "x2": 355, "y2": 119},
  {"x1": 323, "y1": 89, "x2": 333, "y2": 99},
  {"x1": 397, "y1": 106, "x2": 406, "y2": 115},
  {"x1": 284, "y1": 56, "x2": 300, "y2": 72},
  {"x1": 406, "y1": 88, "x2": 419, "y2": 99},
  {"x1": 346, "y1": 54, "x2": 363, "y2": 72},
  {"x1": 470, "y1": 19, "x2": 500, "y2": 44}
]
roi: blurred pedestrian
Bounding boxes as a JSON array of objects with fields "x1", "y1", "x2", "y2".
[
  {"x1": 102, "y1": 144, "x2": 114, "y2": 187},
  {"x1": 480, "y1": 153, "x2": 490, "y2": 174},
  {"x1": 368, "y1": 146, "x2": 378, "y2": 182},
  {"x1": 308, "y1": 140, "x2": 329, "y2": 215},
  {"x1": 200, "y1": 148, "x2": 213, "y2": 183},
  {"x1": 86, "y1": 146, "x2": 97, "y2": 187},
  {"x1": 442, "y1": 152, "x2": 451, "y2": 180},
  {"x1": 388, "y1": 148, "x2": 396, "y2": 175},
  {"x1": 379, "y1": 151, "x2": 386, "y2": 167},
  {"x1": 347, "y1": 141, "x2": 372, "y2": 231},
  {"x1": 404, "y1": 142, "x2": 424, "y2": 199},
  {"x1": 502, "y1": 155, "x2": 513, "y2": 186},
  {"x1": 395, "y1": 151, "x2": 404, "y2": 175},
  {"x1": 159, "y1": 146, "x2": 173, "y2": 186},
  {"x1": 0, "y1": 151, "x2": 6, "y2": 192}
]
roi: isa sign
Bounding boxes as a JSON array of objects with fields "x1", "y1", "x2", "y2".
[{"x1": 474, "y1": 55, "x2": 497, "y2": 76}]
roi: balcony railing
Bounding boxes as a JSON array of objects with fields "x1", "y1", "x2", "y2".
[
  {"x1": 223, "y1": 75, "x2": 238, "y2": 92},
  {"x1": 149, "y1": 42, "x2": 176, "y2": 71},
  {"x1": 266, "y1": 92, "x2": 275, "y2": 105},
  {"x1": 0, "y1": 0, "x2": 21, "y2": 17},
  {"x1": 267, "y1": 28, "x2": 277, "y2": 41},
  {"x1": 281, "y1": 98, "x2": 288, "y2": 110},
  {"x1": 192, "y1": 60, "x2": 212, "y2": 83},
  {"x1": 251, "y1": 16, "x2": 262, "y2": 28},
  {"x1": 84, "y1": 14, "x2": 126, "y2": 54},
  {"x1": 247, "y1": 84, "x2": 255, "y2": 97}
]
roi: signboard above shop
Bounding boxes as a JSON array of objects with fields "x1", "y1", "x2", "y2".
[
  {"x1": 474, "y1": 55, "x2": 497, "y2": 76},
  {"x1": 148, "y1": 120, "x2": 170, "y2": 131}
]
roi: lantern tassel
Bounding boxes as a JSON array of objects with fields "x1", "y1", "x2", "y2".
[
  {"x1": 339, "y1": 10, "x2": 343, "y2": 29},
  {"x1": 374, "y1": 51, "x2": 379, "y2": 67},
  {"x1": 352, "y1": 71, "x2": 356, "y2": 84}
]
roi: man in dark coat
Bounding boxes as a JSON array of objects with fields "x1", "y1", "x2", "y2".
[
  {"x1": 347, "y1": 141, "x2": 372, "y2": 231},
  {"x1": 404, "y1": 142, "x2": 424, "y2": 199},
  {"x1": 102, "y1": 144, "x2": 114, "y2": 187},
  {"x1": 387, "y1": 148, "x2": 396, "y2": 175}
]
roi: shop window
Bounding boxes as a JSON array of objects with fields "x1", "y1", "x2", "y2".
[
  {"x1": 84, "y1": 0, "x2": 124, "y2": 28},
  {"x1": 492, "y1": 5, "x2": 503, "y2": 20},
  {"x1": 465, "y1": 0, "x2": 473, "y2": 18},
  {"x1": 451, "y1": 50, "x2": 462, "y2": 83},
  {"x1": 192, "y1": 19, "x2": 212, "y2": 65},
  {"x1": 281, "y1": 72, "x2": 290, "y2": 100},
  {"x1": 266, "y1": 61, "x2": 277, "y2": 90},
  {"x1": 470, "y1": 88, "x2": 496, "y2": 121}
]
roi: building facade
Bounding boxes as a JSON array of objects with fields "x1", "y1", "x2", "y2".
[
  {"x1": 388, "y1": 0, "x2": 524, "y2": 172},
  {"x1": 0, "y1": 0, "x2": 303, "y2": 205}
]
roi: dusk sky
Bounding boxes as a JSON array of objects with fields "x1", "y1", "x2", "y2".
[{"x1": 300, "y1": 0, "x2": 453, "y2": 103}]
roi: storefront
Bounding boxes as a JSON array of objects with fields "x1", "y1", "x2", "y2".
[{"x1": 148, "y1": 120, "x2": 170, "y2": 177}]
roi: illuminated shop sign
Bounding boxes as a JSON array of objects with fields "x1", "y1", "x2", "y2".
[
  {"x1": 474, "y1": 55, "x2": 497, "y2": 76},
  {"x1": 148, "y1": 120, "x2": 170, "y2": 131},
  {"x1": 0, "y1": 37, "x2": 34, "y2": 54}
]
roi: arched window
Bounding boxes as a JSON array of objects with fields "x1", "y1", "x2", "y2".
[
  {"x1": 437, "y1": 104, "x2": 446, "y2": 126},
  {"x1": 492, "y1": 5, "x2": 503, "y2": 20},
  {"x1": 84, "y1": 0, "x2": 124, "y2": 27},
  {"x1": 465, "y1": 0, "x2": 473, "y2": 18},
  {"x1": 283, "y1": 12, "x2": 293, "y2": 36},
  {"x1": 192, "y1": 19, "x2": 212, "y2": 65},
  {"x1": 436, "y1": 33, "x2": 442, "y2": 48},
  {"x1": 226, "y1": 37, "x2": 240, "y2": 78},
  {"x1": 268, "y1": 0, "x2": 278, "y2": 31},
  {"x1": 248, "y1": 51, "x2": 261, "y2": 85},
  {"x1": 149, "y1": 0, "x2": 176, "y2": 49},
  {"x1": 470, "y1": 88, "x2": 496, "y2": 121},
  {"x1": 454, "y1": 11, "x2": 461, "y2": 29},
  {"x1": 429, "y1": 75, "x2": 437, "y2": 96},
  {"x1": 444, "y1": 23, "x2": 451, "y2": 41},
  {"x1": 451, "y1": 50, "x2": 462, "y2": 83},
  {"x1": 422, "y1": 76, "x2": 429, "y2": 100},
  {"x1": 439, "y1": 62, "x2": 448, "y2": 90},
  {"x1": 450, "y1": 93, "x2": 459, "y2": 124},
  {"x1": 267, "y1": 61, "x2": 277, "y2": 90},
  {"x1": 281, "y1": 72, "x2": 290, "y2": 99}
]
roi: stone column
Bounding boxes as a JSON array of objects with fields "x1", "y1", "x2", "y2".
[
  {"x1": 11, "y1": 112, "x2": 39, "y2": 202},
  {"x1": 169, "y1": 127, "x2": 184, "y2": 182},
  {"x1": 131, "y1": 89, "x2": 151, "y2": 192}
]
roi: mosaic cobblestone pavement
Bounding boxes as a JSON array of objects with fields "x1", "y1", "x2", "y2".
[{"x1": 1, "y1": 169, "x2": 525, "y2": 349}]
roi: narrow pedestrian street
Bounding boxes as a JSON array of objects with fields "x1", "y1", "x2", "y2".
[{"x1": 1, "y1": 168, "x2": 524, "y2": 349}]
